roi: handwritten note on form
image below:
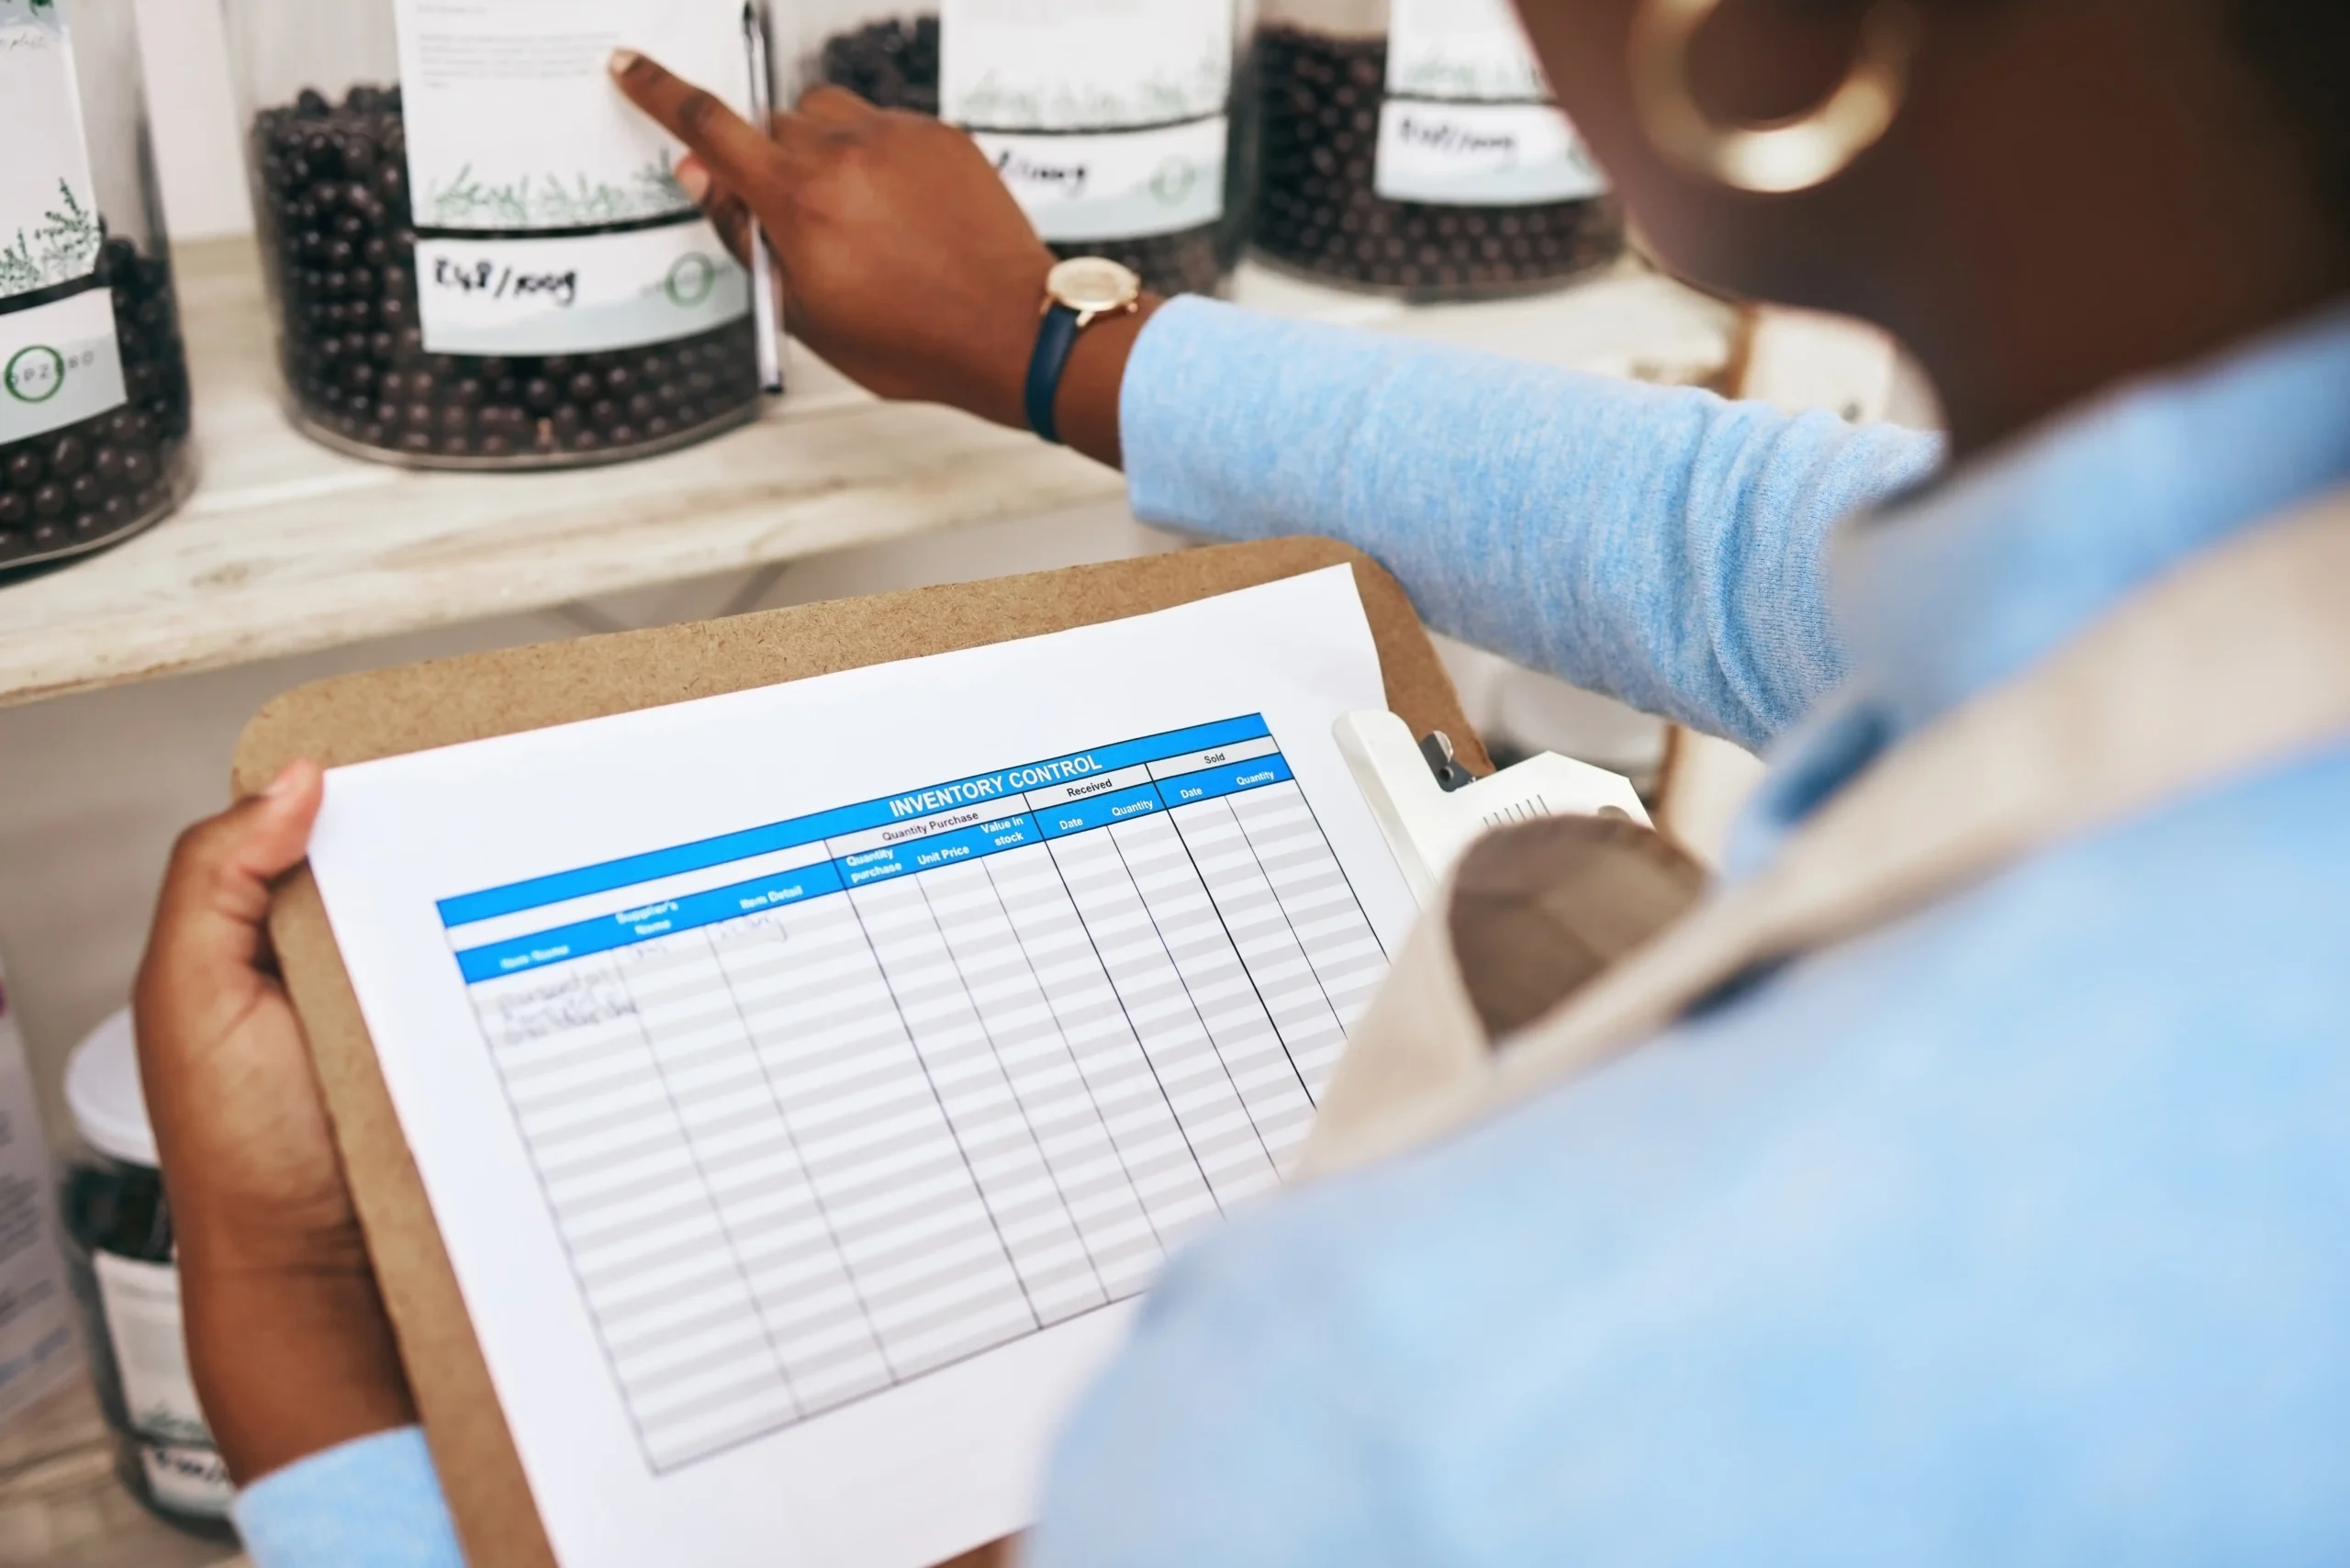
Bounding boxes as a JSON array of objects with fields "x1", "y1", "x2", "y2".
[{"x1": 305, "y1": 566, "x2": 1417, "y2": 1568}]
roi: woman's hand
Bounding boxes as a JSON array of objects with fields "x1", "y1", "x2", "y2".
[
  {"x1": 610, "y1": 50, "x2": 1157, "y2": 466},
  {"x1": 134, "y1": 761, "x2": 416, "y2": 1484}
]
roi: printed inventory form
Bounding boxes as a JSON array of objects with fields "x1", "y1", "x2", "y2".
[{"x1": 305, "y1": 567, "x2": 1416, "y2": 1568}]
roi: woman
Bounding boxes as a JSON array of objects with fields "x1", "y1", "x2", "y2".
[{"x1": 140, "y1": 0, "x2": 2350, "y2": 1561}]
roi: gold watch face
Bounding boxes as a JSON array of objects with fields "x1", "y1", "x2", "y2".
[{"x1": 1046, "y1": 256, "x2": 1143, "y2": 314}]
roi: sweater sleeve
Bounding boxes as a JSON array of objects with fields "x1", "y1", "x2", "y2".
[
  {"x1": 1120, "y1": 297, "x2": 1943, "y2": 751},
  {"x1": 232, "y1": 1426, "x2": 465, "y2": 1568}
]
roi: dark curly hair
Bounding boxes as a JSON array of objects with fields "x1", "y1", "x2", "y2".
[{"x1": 2232, "y1": 0, "x2": 2350, "y2": 228}]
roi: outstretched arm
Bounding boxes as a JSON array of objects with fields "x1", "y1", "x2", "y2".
[
  {"x1": 1123, "y1": 299, "x2": 1943, "y2": 752},
  {"x1": 593, "y1": 54, "x2": 1942, "y2": 755}
]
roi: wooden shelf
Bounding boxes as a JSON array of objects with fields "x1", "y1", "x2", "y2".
[
  {"x1": 0, "y1": 1382, "x2": 242, "y2": 1568},
  {"x1": 0, "y1": 239, "x2": 1736, "y2": 710}
]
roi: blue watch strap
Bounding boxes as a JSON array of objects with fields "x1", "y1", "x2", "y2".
[{"x1": 1024, "y1": 302, "x2": 1081, "y2": 445}]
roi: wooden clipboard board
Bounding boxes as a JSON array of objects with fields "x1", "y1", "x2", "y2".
[{"x1": 231, "y1": 537, "x2": 1486, "y2": 1567}]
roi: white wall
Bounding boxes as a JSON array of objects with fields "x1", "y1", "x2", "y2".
[{"x1": 131, "y1": 0, "x2": 251, "y2": 239}]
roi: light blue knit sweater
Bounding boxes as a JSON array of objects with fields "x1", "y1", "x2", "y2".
[{"x1": 238, "y1": 297, "x2": 2350, "y2": 1567}]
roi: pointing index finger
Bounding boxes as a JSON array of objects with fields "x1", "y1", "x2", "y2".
[{"x1": 609, "y1": 48, "x2": 788, "y2": 189}]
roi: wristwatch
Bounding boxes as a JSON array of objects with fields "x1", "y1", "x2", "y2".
[{"x1": 1024, "y1": 257, "x2": 1143, "y2": 446}]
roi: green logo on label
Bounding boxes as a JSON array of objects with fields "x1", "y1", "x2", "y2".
[
  {"x1": 1150, "y1": 158, "x2": 1200, "y2": 207},
  {"x1": 4, "y1": 344, "x2": 65, "y2": 405},
  {"x1": 665, "y1": 253, "x2": 719, "y2": 308}
]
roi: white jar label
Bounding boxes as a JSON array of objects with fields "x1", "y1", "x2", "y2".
[
  {"x1": 1374, "y1": 102, "x2": 1608, "y2": 207},
  {"x1": 1385, "y1": 0, "x2": 1550, "y2": 104},
  {"x1": 414, "y1": 224, "x2": 749, "y2": 357},
  {"x1": 91, "y1": 1251, "x2": 232, "y2": 1517},
  {"x1": 140, "y1": 1440, "x2": 234, "y2": 1515},
  {"x1": 0, "y1": 0, "x2": 126, "y2": 440},
  {"x1": 1377, "y1": 0, "x2": 1607, "y2": 207},
  {"x1": 943, "y1": 0, "x2": 1232, "y2": 241},
  {"x1": 0, "y1": 973, "x2": 78, "y2": 1424},
  {"x1": 392, "y1": 0, "x2": 755, "y2": 353},
  {"x1": 970, "y1": 119, "x2": 1226, "y2": 242},
  {"x1": 0, "y1": 288, "x2": 126, "y2": 444},
  {"x1": 0, "y1": 0, "x2": 103, "y2": 302}
]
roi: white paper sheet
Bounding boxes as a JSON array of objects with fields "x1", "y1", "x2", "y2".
[
  {"x1": 307, "y1": 566, "x2": 1416, "y2": 1568},
  {"x1": 392, "y1": 0, "x2": 748, "y2": 232}
]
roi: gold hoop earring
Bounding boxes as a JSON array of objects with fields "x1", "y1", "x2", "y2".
[{"x1": 1629, "y1": 0, "x2": 1922, "y2": 195}]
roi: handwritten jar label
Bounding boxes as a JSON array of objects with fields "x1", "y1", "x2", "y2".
[
  {"x1": 942, "y1": 0, "x2": 1234, "y2": 243},
  {"x1": 1375, "y1": 0, "x2": 1607, "y2": 208},
  {"x1": 392, "y1": 0, "x2": 755, "y2": 355},
  {"x1": 413, "y1": 225, "x2": 748, "y2": 357},
  {"x1": 93, "y1": 1252, "x2": 232, "y2": 1518},
  {"x1": 968, "y1": 119, "x2": 1226, "y2": 244}
]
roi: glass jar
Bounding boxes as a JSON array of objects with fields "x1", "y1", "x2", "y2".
[
  {"x1": 789, "y1": 1, "x2": 1256, "y2": 299},
  {"x1": 60, "y1": 1010, "x2": 237, "y2": 1540},
  {"x1": 221, "y1": 0, "x2": 776, "y2": 469},
  {"x1": 0, "y1": 0, "x2": 196, "y2": 576},
  {"x1": 1252, "y1": 0, "x2": 1622, "y2": 298}
]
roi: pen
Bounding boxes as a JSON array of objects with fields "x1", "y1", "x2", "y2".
[{"x1": 742, "y1": 0, "x2": 784, "y2": 396}]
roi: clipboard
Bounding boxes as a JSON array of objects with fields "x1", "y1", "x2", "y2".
[{"x1": 231, "y1": 537, "x2": 1486, "y2": 1568}]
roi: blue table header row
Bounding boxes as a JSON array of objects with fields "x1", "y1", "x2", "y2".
[
  {"x1": 438, "y1": 713, "x2": 1273, "y2": 930},
  {"x1": 451, "y1": 749, "x2": 1298, "y2": 982}
]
